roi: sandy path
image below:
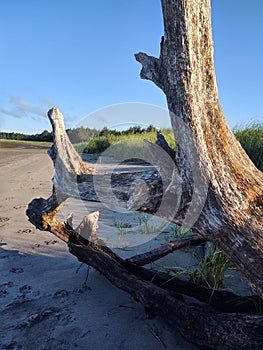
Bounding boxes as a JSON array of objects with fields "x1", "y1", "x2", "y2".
[{"x1": 0, "y1": 146, "x2": 197, "y2": 350}]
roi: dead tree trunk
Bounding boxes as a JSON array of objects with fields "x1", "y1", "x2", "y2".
[
  {"x1": 135, "y1": 0, "x2": 263, "y2": 298},
  {"x1": 26, "y1": 0, "x2": 263, "y2": 348}
]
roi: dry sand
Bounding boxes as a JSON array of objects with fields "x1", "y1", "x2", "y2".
[{"x1": 0, "y1": 145, "x2": 197, "y2": 350}]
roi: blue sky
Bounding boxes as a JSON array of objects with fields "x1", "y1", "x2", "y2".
[{"x1": 0, "y1": 0, "x2": 262, "y2": 134}]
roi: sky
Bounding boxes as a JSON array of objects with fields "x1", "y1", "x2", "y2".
[{"x1": 0, "y1": 0, "x2": 262, "y2": 134}]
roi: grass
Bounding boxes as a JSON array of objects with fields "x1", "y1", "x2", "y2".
[
  {"x1": 73, "y1": 141, "x2": 92, "y2": 153},
  {"x1": 191, "y1": 244, "x2": 231, "y2": 289},
  {"x1": 2, "y1": 122, "x2": 262, "y2": 172},
  {"x1": 165, "y1": 243, "x2": 231, "y2": 291},
  {"x1": 114, "y1": 217, "x2": 130, "y2": 248},
  {"x1": 73, "y1": 129, "x2": 176, "y2": 160},
  {"x1": 113, "y1": 214, "x2": 169, "y2": 249},
  {"x1": 139, "y1": 213, "x2": 168, "y2": 234},
  {"x1": 170, "y1": 226, "x2": 193, "y2": 239},
  {"x1": 114, "y1": 217, "x2": 130, "y2": 236},
  {"x1": 0, "y1": 139, "x2": 52, "y2": 147},
  {"x1": 104, "y1": 137, "x2": 154, "y2": 161},
  {"x1": 73, "y1": 122, "x2": 263, "y2": 172},
  {"x1": 234, "y1": 122, "x2": 263, "y2": 172}
]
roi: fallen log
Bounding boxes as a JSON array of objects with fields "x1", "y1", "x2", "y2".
[
  {"x1": 69, "y1": 241, "x2": 263, "y2": 350},
  {"x1": 26, "y1": 0, "x2": 263, "y2": 347},
  {"x1": 26, "y1": 190, "x2": 263, "y2": 348},
  {"x1": 27, "y1": 149, "x2": 263, "y2": 348}
]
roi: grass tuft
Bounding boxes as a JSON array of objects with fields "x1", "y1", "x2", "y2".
[
  {"x1": 234, "y1": 122, "x2": 263, "y2": 171},
  {"x1": 191, "y1": 244, "x2": 231, "y2": 289}
]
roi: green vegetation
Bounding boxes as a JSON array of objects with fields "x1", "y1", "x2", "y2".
[
  {"x1": 0, "y1": 139, "x2": 52, "y2": 147},
  {"x1": 98, "y1": 134, "x2": 156, "y2": 161},
  {"x1": 1, "y1": 122, "x2": 262, "y2": 172},
  {"x1": 234, "y1": 123, "x2": 263, "y2": 172},
  {"x1": 66, "y1": 127, "x2": 97, "y2": 144},
  {"x1": 76, "y1": 122, "x2": 262, "y2": 173},
  {"x1": 139, "y1": 213, "x2": 167, "y2": 234},
  {"x1": 166, "y1": 244, "x2": 231, "y2": 290},
  {"x1": 170, "y1": 226, "x2": 193, "y2": 239},
  {"x1": 114, "y1": 217, "x2": 130, "y2": 249},
  {"x1": 114, "y1": 217, "x2": 130, "y2": 236},
  {"x1": 191, "y1": 244, "x2": 231, "y2": 289},
  {"x1": 114, "y1": 214, "x2": 168, "y2": 242},
  {"x1": 0, "y1": 130, "x2": 53, "y2": 142},
  {"x1": 0, "y1": 127, "x2": 96, "y2": 144},
  {"x1": 80, "y1": 125, "x2": 175, "y2": 157},
  {"x1": 83, "y1": 135, "x2": 111, "y2": 154}
]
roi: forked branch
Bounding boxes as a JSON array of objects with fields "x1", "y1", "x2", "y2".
[{"x1": 26, "y1": 107, "x2": 263, "y2": 349}]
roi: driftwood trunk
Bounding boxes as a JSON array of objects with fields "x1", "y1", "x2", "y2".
[
  {"x1": 135, "y1": 0, "x2": 263, "y2": 298},
  {"x1": 26, "y1": 0, "x2": 263, "y2": 348}
]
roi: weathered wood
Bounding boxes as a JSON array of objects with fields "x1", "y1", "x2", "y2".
[
  {"x1": 26, "y1": 194, "x2": 262, "y2": 315},
  {"x1": 74, "y1": 211, "x2": 102, "y2": 244},
  {"x1": 28, "y1": 185, "x2": 263, "y2": 349},
  {"x1": 29, "y1": 190, "x2": 263, "y2": 348},
  {"x1": 126, "y1": 234, "x2": 204, "y2": 266},
  {"x1": 135, "y1": 0, "x2": 263, "y2": 298},
  {"x1": 68, "y1": 242, "x2": 263, "y2": 350},
  {"x1": 26, "y1": 0, "x2": 263, "y2": 348},
  {"x1": 131, "y1": 264, "x2": 262, "y2": 314},
  {"x1": 40, "y1": 97, "x2": 263, "y2": 301},
  {"x1": 27, "y1": 185, "x2": 263, "y2": 348},
  {"x1": 155, "y1": 131, "x2": 176, "y2": 160}
]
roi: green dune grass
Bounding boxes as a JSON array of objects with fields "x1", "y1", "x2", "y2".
[
  {"x1": 0, "y1": 139, "x2": 52, "y2": 148},
  {"x1": 234, "y1": 123, "x2": 263, "y2": 172}
]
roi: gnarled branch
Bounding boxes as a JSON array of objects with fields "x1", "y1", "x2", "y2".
[{"x1": 26, "y1": 0, "x2": 263, "y2": 347}]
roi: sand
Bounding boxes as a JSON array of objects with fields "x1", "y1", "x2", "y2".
[{"x1": 0, "y1": 145, "x2": 197, "y2": 350}]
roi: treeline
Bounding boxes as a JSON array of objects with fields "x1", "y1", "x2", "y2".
[
  {"x1": 80, "y1": 125, "x2": 161, "y2": 154},
  {"x1": 0, "y1": 125, "x2": 157, "y2": 144},
  {"x1": 98, "y1": 124, "x2": 157, "y2": 137},
  {"x1": 1, "y1": 124, "x2": 262, "y2": 171},
  {"x1": 0, "y1": 127, "x2": 98, "y2": 144},
  {"x1": 0, "y1": 130, "x2": 53, "y2": 142}
]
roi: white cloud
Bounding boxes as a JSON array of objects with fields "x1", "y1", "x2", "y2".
[
  {"x1": 0, "y1": 96, "x2": 51, "y2": 119},
  {"x1": 39, "y1": 96, "x2": 57, "y2": 107},
  {"x1": 0, "y1": 95, "x2": 77, "y2": 127},
  {"x1": 0, "y1": 106, "x2": 25, "y2": 118}
]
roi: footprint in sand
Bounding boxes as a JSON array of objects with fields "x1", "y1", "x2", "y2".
[
  {"x1": 10, "y1": 267, "x2": 24, "y2": 274},
  {"x1": 44, "y1": 240, "x2": 58, "y2": 245},
  {"x1": 19, "y1": 285, "x2": 32, "y2": 293},
  {"x1": 17, "y1": 228, "x2": 32, "y2": 234},
  {"x1": 0, "y1": 217, "x2": 10, "y2": 226},
  {"x1": 13, "y1": 205, "x2": 26, "y2": 210},
  {"x1": 53, "y1": 289, "x2": 70, "y2": 298},
  {"x1": 0, "y1": 281, "x2": 14, "y2": 288},
  {"x1": 32, "y1": 243, "x2": 41, "y2": 249},
  {"x1": 0, "y1": 281, "x2": 13, "y2": 297},
  {"x1": 5, "y1": 196, "x2": 14, "y2": 201},
  {"x1": 0, "y1": 289, "x2": 7, "y2": 297}
]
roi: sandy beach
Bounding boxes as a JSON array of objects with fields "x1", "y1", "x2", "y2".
[{"x1": 0, "y1": 145, "x2": 197, "y2": 350}]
